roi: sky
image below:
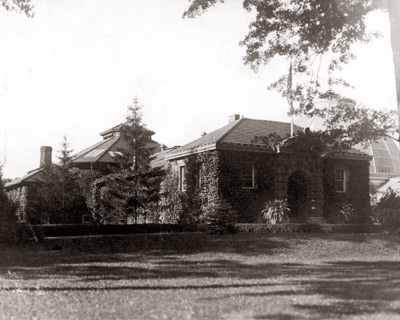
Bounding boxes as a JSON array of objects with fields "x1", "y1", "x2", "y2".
[{"x1": 0, "y1": 0, "x2": 397, "y2": 179}]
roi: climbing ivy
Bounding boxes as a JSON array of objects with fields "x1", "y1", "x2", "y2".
[{"x1": 323, "y1": 158, "x2": 370, "y2": 223}]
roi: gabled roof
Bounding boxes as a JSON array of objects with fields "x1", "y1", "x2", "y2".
[
  {"x1": 167, "y1": 118, "x2": 302, "y2": 159},
  {"x1": 5, "y1": 166, "x2": 53, "y2": 190},
  {"x1": 166, "y1": 116, "x2": 371, "y2": 160}
]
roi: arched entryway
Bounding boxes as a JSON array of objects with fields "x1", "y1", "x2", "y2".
[{"x1": 287, "y1": 171, "x2": 309, "y2": 219}]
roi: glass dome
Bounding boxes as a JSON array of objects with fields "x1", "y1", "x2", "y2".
[
  {"x1": 294, "y1": 114, "x2": 400, "y2": 178},
  {"x1": 362, "y1": 137, "x2": 400, "y2": 176}
]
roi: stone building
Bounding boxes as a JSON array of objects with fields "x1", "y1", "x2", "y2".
[{"x1": 165, "y1": 115, "x2": 372, "y2": 223}]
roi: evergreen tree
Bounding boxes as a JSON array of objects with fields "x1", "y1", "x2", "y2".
[
  {"x1": 58, "y1": 135, "x2": 73, "y2": 169},
  {"x1": 26, "y1": 136, "x2": 88, "y2": 224},
  {"x1": 91, "y1": 97, "x2": 164, "y2": 224}
]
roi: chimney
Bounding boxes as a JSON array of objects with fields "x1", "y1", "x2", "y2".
[
  {"x1": 229, "y1": 114, "x2": 240, "y2": 123},
  {"x1": 40, "y1": 146, "x2": 52, "y2": 168}
]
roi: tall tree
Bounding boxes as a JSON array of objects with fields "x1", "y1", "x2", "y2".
[
  {"x1": 184, "y1": 0, "x2": 400, "y2": 142},
  {"x1": 117, "y1": 97, "x2": 155, "y2": 174},
  {"x1": 57, "y1": 135, "x2": 80, "y2": 219},
  {"x1": 90, "y1": 97, "x2": 163, "y2": 224},
  {"x1": 24, "y1": 136, "x2": 87, "y2": 224},
  {"x1": 58, "y1": 135, "x2": 73, "y2": 169}
]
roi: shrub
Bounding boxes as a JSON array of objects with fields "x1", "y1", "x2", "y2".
[
  {"x1": 0, "y1": 166, "x2": 18, "y2": 243},
  {"x1": 235, "y1": 223, "x2": 382, "y2": 234},
  {"x1": 327, "y1": 202, "x2": 371, "y2": 224},
  {"x1": 374, "y1": 188, "x2": 400, "y2": 231},
  {"x1": 204, "y1": 199, "x2": 238, "y2": 234},
  {"x1": 261, "y1": 199, "x2": 290, "y2": 224}
]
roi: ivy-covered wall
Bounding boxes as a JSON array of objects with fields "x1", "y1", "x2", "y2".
[
  {"x1": 219, "y1": 151, "x2": 276, "y2": 222},
  {"x1": 323, "y1": 157, "x2": 370, "y2": 223},
  {"x1": 163, "y1": 150, "x2": 371, "y2": 224},
  {"x1": 159, "y1": 151, "x2": 221, "y2": 224}
]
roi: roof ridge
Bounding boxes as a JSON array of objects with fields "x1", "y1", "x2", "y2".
[
  {"x1": 215, "y1": 118, "x2": 244, "y2": 144},
  {"x1": 241, "y1": 118, "x2": 293, "y2": 125}
]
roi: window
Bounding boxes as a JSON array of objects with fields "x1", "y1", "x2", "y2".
[
  {"x1": 82, "y1": 214, "x2": 91, "y2": 224},
  {"x1": 334, "y1": 168, "x2": 347, "y2": 192},
  {"x1": 179, "y1": 165, "x2": 186, "y2": 192},
  {"x1": 197, "y1": 167, "x2": 202, "y2": 189},
  {"x1": 241, "y1": 163, "x2": 255, "y2": 189}
]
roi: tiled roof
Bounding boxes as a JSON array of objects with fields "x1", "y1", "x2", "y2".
[
  {"x1": 167, "y1": 118, "x2": 301, "y2": 159},
  {"x1": 167, "y1": 117, "x2": 371, "y2": 160},
  {"x1": 171, "y1": 119, "x2": 241, "y2": 153},
  {"x1": 219, "y1": 118, "x2": 301, "y2": 145},
  {"x1": 5, "y1": 166, "x2": 55, "y2": 189}
]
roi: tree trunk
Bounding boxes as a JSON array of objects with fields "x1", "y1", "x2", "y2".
[{"x1": 387, "y1": 0, "x2": 400, "y2": 140}]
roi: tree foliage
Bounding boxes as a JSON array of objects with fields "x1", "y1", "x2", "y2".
[
  {"x1": 114, "y1": 97, "x2": 156, "y2": 174},
  {"x1": 25, "y1": 165, "x2": 87, "y2": 224},
  {"x1": 58, "y1": 135, "x2": 73, "y2": 169},
  {"x1": 2, "y1": 0, "x2": 34, "y2": 17},
  {"x1": 184, "y1": 0, "x2": 399, "y2": 142},
  {"x1": 87, "y1": 97, "x2": 164, "y2": 224},
  {"x1": 12, "y1": 136, "x2": 88, "y2": 225},
  {"x1": 0, "y1": 165, "x2": 18, "y2": 242}
]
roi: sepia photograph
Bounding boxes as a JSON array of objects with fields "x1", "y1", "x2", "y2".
[{"x1": 1, "y1": 0, "x2": 400, "y2": 319}]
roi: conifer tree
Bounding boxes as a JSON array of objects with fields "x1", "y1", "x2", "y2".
[
  {"x1": 26, "y1": 136, "x2": 87, "y2": 224},
  {"x1": 92, "y1": 97, "x2": 164, "y2": 224}
]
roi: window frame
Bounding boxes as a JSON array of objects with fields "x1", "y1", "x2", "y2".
[
  {"x1": 179, "y1": 165, "x2": 186, "y2": 192},
  {"x1": 334, "y1": 167, "x2": 347, "y2": 193},
  {"x1": 197, "y1": 167, "x2": 202, "y2": 189},
  {"x1": 241, "y1": 162, "x2": 255, "y2": 189}
]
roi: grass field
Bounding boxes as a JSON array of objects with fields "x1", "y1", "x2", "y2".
[{"x1": 1, "y1": 233, "x2": 400, "y2": 319}]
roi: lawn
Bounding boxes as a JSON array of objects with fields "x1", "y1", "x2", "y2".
[{"x1": 1, "y1": 233, "x2": 400, "y2": 320}]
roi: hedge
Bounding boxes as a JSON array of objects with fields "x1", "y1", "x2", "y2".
[
  {"x1": 234, "y1": 223, "x2": 383, "y2": 234},
  {"x1": 27, "y1": 223, "x2": 199, "y2": 239},
  {"x1": 41, "y1": 232, "x2": 206, "y2": 252}
]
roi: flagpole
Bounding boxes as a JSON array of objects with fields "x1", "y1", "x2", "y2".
[{"x1": 287, "y1": 60, "x2": 294, "y2": 137}]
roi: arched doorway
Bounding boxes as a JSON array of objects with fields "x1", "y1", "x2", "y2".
[{"x1": 287, "y1": 171, "x2": 309, "y2": 219}]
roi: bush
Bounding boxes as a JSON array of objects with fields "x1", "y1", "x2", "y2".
[
  {"x1": 204, "y1": 199, "x2": 238, "y2": 234},
  {"x1": 327, "y1": 203, "x2": 354, "y2": 224},
  {"x1": 374, "y1": 188, "x2": 400, "y2": 231},
  {"x1": 22, "y1": 223, "x2": 199, "y2": 238},
  {"x1": 235, "y1": 223, "x2": 382, "y2": 234},
  {"x1": 0, "y1": 166, "x2": 18, "y2": 243},
  {"x1": 261, "y1": 199, "x2": 290, "y2": 224}
]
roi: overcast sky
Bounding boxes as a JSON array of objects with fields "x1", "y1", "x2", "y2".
[{"x1": 0, "y1": 0, "x2": 396, "y2": 179}]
